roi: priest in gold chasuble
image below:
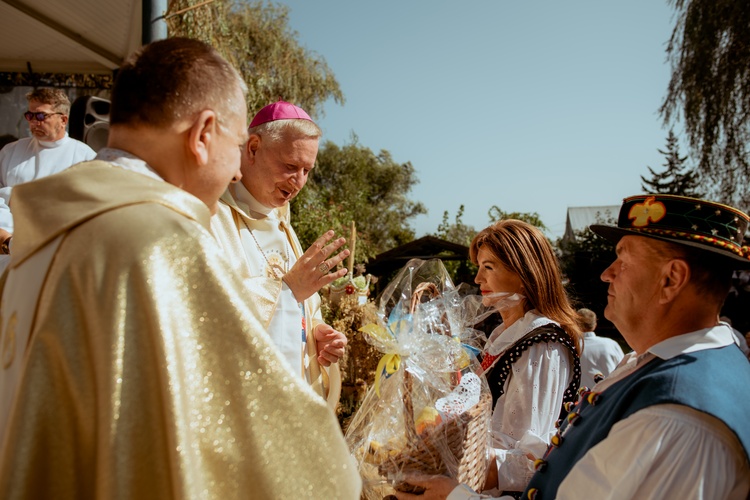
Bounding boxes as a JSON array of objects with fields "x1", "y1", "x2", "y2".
[{"x1": 0, "y1": 38, "x2": 361, "y2": 500}]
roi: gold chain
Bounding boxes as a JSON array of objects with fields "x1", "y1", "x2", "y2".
[{"x1": 239, "y1": 216, "x2": 289, "y2": 280}]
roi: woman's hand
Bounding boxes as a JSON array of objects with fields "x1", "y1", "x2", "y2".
[{"x1": 391, "y1": 475, "x2": 460, "y2": 500}]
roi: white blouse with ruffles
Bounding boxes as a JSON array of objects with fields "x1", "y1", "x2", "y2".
[{"x1": 483, "y1": 309, "x2": 574, "y2": 493}]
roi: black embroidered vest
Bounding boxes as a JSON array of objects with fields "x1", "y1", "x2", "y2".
[{"x1": 483, "y1": 324, "x2": 581, "y2": 420}]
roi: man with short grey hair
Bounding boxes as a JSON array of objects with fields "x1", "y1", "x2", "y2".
[{"x1": 577, "y1": 307, "x2": 624, "y2": 388}]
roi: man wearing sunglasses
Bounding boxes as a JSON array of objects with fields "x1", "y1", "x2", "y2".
[{"x1": 0, "y1": 88, "x2": 95, "y2": 271}]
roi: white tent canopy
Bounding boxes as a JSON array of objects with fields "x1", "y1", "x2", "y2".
[{"x1": 0, "y1": 0, "x2": 161, "y2": 75}]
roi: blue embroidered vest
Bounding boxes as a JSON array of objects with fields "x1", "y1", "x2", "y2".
[{"x1": 524, "y1": 344, "x2": 750, "y2": 500}]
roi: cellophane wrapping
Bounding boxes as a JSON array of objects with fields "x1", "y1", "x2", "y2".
[{"x1": 345, "y1": 259, "x2": 492, "y2": 498}]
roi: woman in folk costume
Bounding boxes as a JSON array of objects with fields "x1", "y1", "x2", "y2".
[{"x1": 471, "y1": 219, "x2": 582, "y2": 496}]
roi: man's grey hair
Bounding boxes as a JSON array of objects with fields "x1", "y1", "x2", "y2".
[
  {"x1": 578, "y1": 308, "x2": 597, "y2": 331},
  {"x1": 26, "y1": 88, "x2": 71, "y2": 115},
  {"x1": 249, "y1": 118, "x2": 321, "y2": 144}
]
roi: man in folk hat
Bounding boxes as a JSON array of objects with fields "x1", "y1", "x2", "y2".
[
  {"x1": 212, "y1": 101, "x2": 348, "y2": 407},
  {"x1": 396, "y1": 194, "x2": 750, "y2": 500}
]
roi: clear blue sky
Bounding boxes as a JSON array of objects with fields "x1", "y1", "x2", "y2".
[{"x1": 277, "y1": 0, "x2": 677, "y2": 239}]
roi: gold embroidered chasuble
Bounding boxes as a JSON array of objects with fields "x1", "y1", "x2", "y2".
[{"x1": 0, "y1": 161, "x2": 361, "y2": 499}]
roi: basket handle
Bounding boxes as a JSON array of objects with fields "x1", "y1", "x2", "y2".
[
  {"x1": 403, "y1": 281, "x2": 444, "y2": 442},
  {"x1": 409, "y1": 282, "x2": 453, "y2": 339},
  {"x1": 409, "y1": 282, "x2": 441, "y2": 314}
]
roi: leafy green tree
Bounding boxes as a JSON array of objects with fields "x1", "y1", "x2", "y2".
[
  {"x1": 291, "y1": 138, "x2": 427, "y2": 263},
  {"x1": 431, "y1": 205, "x2": 477, "y2": 285},
  {"x1": 434, "y1": 205, "x2": 477, "y2": 247},
  {"x1": 661, "y1": 0, "x2": 750, "y2": 207},
  {"x1": 167, "y1": 0, "x2": 343, "y2": 117},
  {"x1": 487, "y1": 206, "x2": 548, "y2": 232},
  {"x1": 641, "y1": 130, "x2": 704, "y2": 198}
]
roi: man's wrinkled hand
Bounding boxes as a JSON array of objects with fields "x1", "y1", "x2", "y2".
[
  {"x1": 283, "y1": 230, "x2": 349, "y2": 302},
  {"x1": 314, "y1": 323, "x2": 347, "y2": 366}
]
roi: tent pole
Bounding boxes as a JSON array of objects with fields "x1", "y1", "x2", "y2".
[{"x1": 142, "y1": 0, "x2": 168, "y2": 45}]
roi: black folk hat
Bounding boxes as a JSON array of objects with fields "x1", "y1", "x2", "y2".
[{"x1": 590, "y1": 194, "x2": 750, "y2": 268}]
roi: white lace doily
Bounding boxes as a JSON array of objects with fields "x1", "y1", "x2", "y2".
[{"x1": 435, "y1": 372, "x2": 482, "y2": 415}]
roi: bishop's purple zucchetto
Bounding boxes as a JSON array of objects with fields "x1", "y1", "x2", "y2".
[{"x1": 249, "y1": 100, "x2": 313, "y2": 128}]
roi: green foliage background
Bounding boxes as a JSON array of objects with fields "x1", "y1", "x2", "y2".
[
  {"x1": 291, "y1": 138, "x2": 427, "y2": 263},
  {"x1": 167, "y1": 0, "x2": 343, "y2": 118},
  {"x1": 662, "y1": 0, "x2": 750, "y2": 209}
]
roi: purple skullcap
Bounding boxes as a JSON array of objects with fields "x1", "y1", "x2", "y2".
[{"x1": 249, "y1": 100, "x2": 313, "y2": 128}]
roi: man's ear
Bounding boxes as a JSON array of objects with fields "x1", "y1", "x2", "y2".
[
  {"x1": 246, "y1": 134, "x2": 261, "y2": 163},
  {"x1": 188, "y1": 110, "x2": 218, "y2": 167},
  {"x1": 660, "y1": 258, "x2": 690, "y2": 304}
]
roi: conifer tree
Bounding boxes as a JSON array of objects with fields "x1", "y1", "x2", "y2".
[{"x1": 641, "y1": 130, "x2": 705, "y2": 198}]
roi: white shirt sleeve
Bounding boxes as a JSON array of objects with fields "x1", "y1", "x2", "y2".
[
  {"x1": 0, "y1": 145, "x2": 13, "y2": 232},
  {"x1": 730, "y1": 327, "x2": 750, "y2": 357},
  {"x1": 0, "y1": 188, "x2": 12, "y2": 232},
  {"x1": 491, "y1": 343, "x2": 572, "y2": 492},
  {"x1": 557, "y1": 404, "x2": 750, "y2": 499}
]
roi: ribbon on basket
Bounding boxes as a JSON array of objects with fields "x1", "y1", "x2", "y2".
[
  {"x1": 360, "y1": 303, "x2": 417, "y2": 396},
  {"x1": 360, "y1": 283, "x2": 480, "y2": 396},
  {"x1": 374, "y1": 353, "x2": 401, "y2": 396}
]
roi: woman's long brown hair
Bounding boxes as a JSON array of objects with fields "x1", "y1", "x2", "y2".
[{"x1": 470, "y1": 219, "x2": 583, "y2": 354}]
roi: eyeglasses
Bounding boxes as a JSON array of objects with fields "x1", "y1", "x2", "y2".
[{"x1": 24, "y1": 111, "x2": 63, "y2": 122}]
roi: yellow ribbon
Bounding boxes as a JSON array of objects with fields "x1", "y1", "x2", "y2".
[
  {"x1": 453, "y1": 336, "x2": 471, "y2": 370},
  {"x1": 374, "y1": 353, "x2": 401, "y2": 397}
]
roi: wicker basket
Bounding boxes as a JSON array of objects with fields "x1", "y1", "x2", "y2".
[{"x1": 378, "y1": 282, "x2": 492, "y2": 492}]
